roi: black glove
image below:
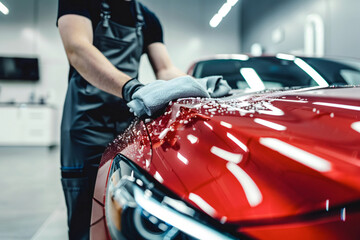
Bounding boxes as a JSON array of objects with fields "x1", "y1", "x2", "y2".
[{"x1": 122, "y1": 78, "x2": 144, "y2": 102}]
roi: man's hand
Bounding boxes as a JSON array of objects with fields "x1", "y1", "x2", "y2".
[
  {"x1": 125, "y1": 76, "x2": 210, "y2": 117},
  {"x1": 122, "y1": 78, "x2": 144, "y2": 102}
]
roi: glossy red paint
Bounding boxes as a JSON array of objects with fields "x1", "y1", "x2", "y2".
[{"x1": 91, "y1": 86, "x2": 360, "y2": 239}]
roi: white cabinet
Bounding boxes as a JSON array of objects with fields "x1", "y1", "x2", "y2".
[{"x1": 0, "y1": 105, "x2": 57, "y2": 147}]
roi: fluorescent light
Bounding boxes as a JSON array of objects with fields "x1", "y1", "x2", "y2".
[
  {"x1": 218, "y1": 2, "x2": 232, "y2": 17},
  {"x1": 204, "y1": 122, "x2": 213, "y2": 130},
  {"x1": 177, "y1": 152, "x2": 189, "y2": 165},
  {"x1": 314, "y1": 102, "x2": 360, "y2": 111},
  {"x1": 214, "y1": 54, "x2": 249, "y2": 61},
  {"x1": 227, "y1": 132, "x2": 249, "y2": 152},
  {"x1": 187, "y1": 134, "x2": 199, "y2": 144},
  {"x1": 276, "y1": 53, "x2": 296, "y2": 61},
  {"x1": 351, "y1": 122, "x2": 360, "y2": 133},
  {"x1": 0, "y1": 1, "x2": 9, "y2": 15},
  {"x1": 226, "y1": 162, "x2": 263, "y2": 207},
  {"x1": 260, "y1": 138, "x2": 332, "y2": 172},
  {"x1": 210, "y1": 14, "x2": 222, "y2": 28},
  {"x1": 257, "y1": 102, "x2": 285, "y2": 116},
  {"x1": 294, "y1": 58, "x2": 329, "y2": 87},
  {"x1": 210, "y1": 146, "x2": 242, "y2": 163},
  {"x1": 341, "y1": 208, "x2": 346, "y2": 222},
  {"x1": 227, "y1": 0, "x2": 239, "y2": 7},
  {"x1": 240, "y1": 68, "x2": 266, "y2": 91},
  {"x1": 274, "y1": 99, "x2": 308, "y2": 103},
  {"x1": 254, "y1": 118, "x2": 287, "y2": 131},
  {"x1": 233, "y1": 54, "x2": 250, "y2": 61},
  {"x1": 154, "y1": 171, "x2": 164, "y2": 183},
  {"x1": 220, "y1": 121, "x2": 232, "y2": 129},
  {"x1": 189, "y1": 193, "x2": 216, "y2": 217},
  {"x1": 210, "y1": 0, "x2": 239, "y2": 28},
  {"x1": 326, "y1": 199, "x2": 329, "y2": 211},
  {"x1": 159, "y1": 128, "x2": 170, "y2": 139}
]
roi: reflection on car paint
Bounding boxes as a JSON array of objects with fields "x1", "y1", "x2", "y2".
[
  {"x1": 186, "y1": 134, "x2": 198, "y2": 144},
  {"x1": 94, "y1": 86, "x2": 360, "y2": 239},
  {"x1": 254, "y1": 118, "x2": 287, "y2": 131},
  {"x1": 226, "y1": 132, "x2": 248, "y2": 152},
  {"x1": 351, "y1": 121, "x2": 360, "y2": 133},
  {"x1": 259, "y1": 138, "x2": 332, "y2": 172},
  {"x1": 177, "y1": 152, "x2": 189, "y2": 165},
  {"x1": 188, "y1": 193, "x2": 217, "y2": 217},
  {"x1": 220, "y1": 121, "x2": 233, "y2": 128},
  {"x1": 341, "y1": 208, "x2": 346, "y2": 222},
  {"x1": 313, "y1": 101, "x2": 360, "y2": 111},
  {"x1": 226, "y1": 162, "x2": 263, "y2": 207},
  {"x1": 210, "y1": 146, "x2": 243, "y2": 164}
]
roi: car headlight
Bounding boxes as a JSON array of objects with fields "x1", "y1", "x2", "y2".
[{"x1": 105, "y1": 154, "x2": 239, "y2": 240}]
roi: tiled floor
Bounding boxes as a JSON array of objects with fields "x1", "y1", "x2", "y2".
[{"x1": 0, "y1": 147, "x2": 68, "y2": 240}]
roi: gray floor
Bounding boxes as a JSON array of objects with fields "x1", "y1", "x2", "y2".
[{"x1": 0, "y1": 147, "x2": 68, "y2": 240}]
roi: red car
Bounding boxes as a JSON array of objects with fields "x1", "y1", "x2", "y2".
[{"x1": 90, "y1": 55, "x2": 360, "y2": 240}]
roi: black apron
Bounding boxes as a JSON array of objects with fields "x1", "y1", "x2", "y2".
[{"x1": 60, "y1": 0, "x2": 144, "y2": 239}]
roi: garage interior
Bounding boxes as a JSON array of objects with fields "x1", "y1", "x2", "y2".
[{"x1": 0, "y1": 0, "x2": 359, "y2": 239}]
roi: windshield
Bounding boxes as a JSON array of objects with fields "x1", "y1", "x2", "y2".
[{"x1": 192, "y1": 56, "x2": 360, "y2": 91}]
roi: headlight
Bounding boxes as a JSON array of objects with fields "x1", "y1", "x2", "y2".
[{"x1": 105, "y1": 154, "x2": 239, "y2": 240}]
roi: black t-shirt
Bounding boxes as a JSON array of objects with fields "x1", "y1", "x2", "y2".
[{"x1": 57, "y1": 0, "x2": 164, "y2": 53}]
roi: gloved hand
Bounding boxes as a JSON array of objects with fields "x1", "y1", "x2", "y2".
[
  {"x1": 123, "y1": 76, "x2": 210, "y2": 117},
  {"x1": 122, "y1": 78, "x2": 144, "y2": 103},
  {"x1": 196, "y1": 76, "x2": 231, "y2": 98}
]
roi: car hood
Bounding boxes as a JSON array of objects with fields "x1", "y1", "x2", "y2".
[{"x1": 145, "y1": 86, "x2": 360, "y2": 223}]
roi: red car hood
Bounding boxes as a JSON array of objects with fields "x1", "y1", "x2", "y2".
[{"x1": 145, "y1": 86, "x2": 360, "y2": 223}]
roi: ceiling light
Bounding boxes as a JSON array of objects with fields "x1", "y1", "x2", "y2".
[
  {"x1": 218, "y1": 3, "x2": 232, "y2": 17},
  {"x1": 209, "y1": 14, "x2": 222, "y2": 28},
  {"x1": 227, "y1": 0, "x2": 239, "y2": 7},
  {"x1": 0, "y1": 1, "x2": 9, "y2": 15},
  {"x1": 209, "y1": 0, "x2": 239, "y2": 28}
]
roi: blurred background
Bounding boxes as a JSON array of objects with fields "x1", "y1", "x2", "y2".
[{"x1": 0, "y1": 0, "x2": 359, "y2": 239}]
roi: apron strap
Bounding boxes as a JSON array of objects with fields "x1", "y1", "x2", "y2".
[
  {"x1": 134, "y1": 0, "x2": 144, "y2": 26},
  {"x1": 100, "y1": 0, "x2": 111, "y2": 27},
  {"x1": 100, "y1": 0, "x2": 144, "y2": 26}
]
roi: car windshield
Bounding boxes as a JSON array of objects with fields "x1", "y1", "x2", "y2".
[{"x1": 192, "y1": 56, "x2": 360, "y2": 91}]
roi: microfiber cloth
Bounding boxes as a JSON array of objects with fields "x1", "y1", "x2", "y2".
[
  {"x1": 196, "y1": 76, "x2": 232, "y2": 98},
  {"x1": 127, "y1": 76, "x2": 210, "y2": 117}
]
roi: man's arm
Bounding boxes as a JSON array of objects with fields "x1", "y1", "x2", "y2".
[
  {"x1": 58, "y1": 14, "x2": 131, "y2": 98},
  {"x1": 147, "y1": 42, "x2": 186, "y2": 80}
]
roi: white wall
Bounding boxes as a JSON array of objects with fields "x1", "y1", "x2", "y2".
[
  {"x1": 241, "y1": 0, "x2": 360, "y2": 59},
  {"x1": 139, "y1": 0, "x2": 242, "y2": 83},
  {"x1": 0, "y1": 0, "x2": 68, "y2": 105},
  {"x1": 0, "y1": 0, "x2": 241, "y2": 143}
]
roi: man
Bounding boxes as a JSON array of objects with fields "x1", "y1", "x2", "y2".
[{"x1": 57, "y1": 0, "x2": 229, "y2": 239}]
